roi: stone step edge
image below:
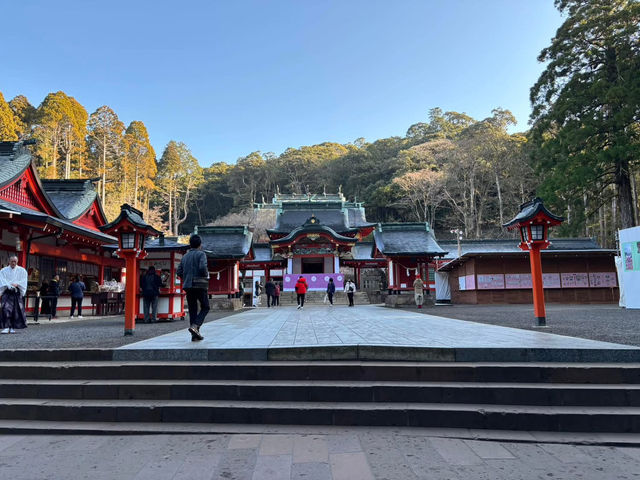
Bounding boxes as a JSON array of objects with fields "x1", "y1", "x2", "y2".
[
  {"x1": 2, "y1": 398, "x2": 640, "y2": 414},
  {"x1": 2, "y1": 379, "x2": 640, "y2": 389},
  {"x1": 1, "y1": 346, "x2": 640, "y2": 363},
  {"x1": 1, "y1": 420, "x2": 637, "y2": 447}
]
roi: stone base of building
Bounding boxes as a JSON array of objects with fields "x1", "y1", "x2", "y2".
[
  {"x1": 385, "y1": 294, "x2": 434, "y2": 308},
  {"x1": 209, "y1": 298, "x2": 243, "y2": 311}
]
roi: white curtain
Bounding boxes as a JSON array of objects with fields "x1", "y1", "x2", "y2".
[{"x1": 435, "y1": 271, "x2": 451, "y2": 303}]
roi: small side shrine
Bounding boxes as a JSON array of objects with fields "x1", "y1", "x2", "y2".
[
  {"x1": 198, "y1": 226, "x2": 253, "y2": 297},
  {"x1": 137, "y1": 235, "x2": 188, "y2": 321},
  {"x1": 373, "y1": 223, "x2": 447, "y2": 293}
]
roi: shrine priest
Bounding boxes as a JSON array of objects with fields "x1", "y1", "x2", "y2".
[{"x1": 0, "y1": 255, "x2": 28, "y2": 334}]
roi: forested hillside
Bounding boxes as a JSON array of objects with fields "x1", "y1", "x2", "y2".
[{"x1": 0, "y1": 0, "x2": 638, "y2": 247}]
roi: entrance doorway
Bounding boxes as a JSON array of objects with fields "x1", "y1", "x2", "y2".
[{"x1": 302, "y1": 257, "x2": 323, "y2": 274}]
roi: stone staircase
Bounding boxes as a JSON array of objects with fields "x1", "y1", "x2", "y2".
[
  {"x1": 1, "y1": 357, "x2": 640, "y2": 434},
  {"x1": 263, "y1": 291, "x2": 371, "y2": 306}
]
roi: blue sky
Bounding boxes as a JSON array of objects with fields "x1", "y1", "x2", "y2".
[{"x1": 1, "y1": 1, "x2": 563, "y2": 166}]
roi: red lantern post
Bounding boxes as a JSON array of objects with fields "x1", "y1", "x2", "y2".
[
  {"x1": 99, "y1": 204, "x2": 161, "y2": 335},
  {"x1": 503, "y1": 198, "x2": 563, "y2": 327}
]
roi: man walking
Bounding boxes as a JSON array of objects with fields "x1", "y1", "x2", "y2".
[
  {"x1": 0, "y1": 255, "x2": 28, "y2": 333},
  {"x1": 344, "y1": 279, "x2": 356, "y2": 307},
  {"x1": 141, "y1": 266, "x2": 162, "y2": 322},
  {"x1": 295, "y1": 276, "x2": 307, "y2": 309},
  {"x1": 413, "y1": 274, "x2": 424, "y2": 309},
  {"x1": 265, "y1": 279, "x2": 276, "y2": 307},
  {"x1": 326, "y1": 277, "x2": 336, "y2": 306},
  {"x1": 177, "y1": 234, "x2": 210, "y2": 341}
]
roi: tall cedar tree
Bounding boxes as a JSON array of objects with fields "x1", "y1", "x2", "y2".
[
  {"x1": 87, "y1": 106, "x2": 125, "y2": 207},
  {"x1": 530, "y1": 0, "x2": 640, "y2": 229},
  {"x1": 157, "y1": 141, "x2": 203, "y2": 235},
  {"x1": 123, "y1": 121, "x2": 156, "y2": 209}
]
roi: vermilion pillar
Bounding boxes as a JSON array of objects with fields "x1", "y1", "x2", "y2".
[
  {"x1": 121, "y1": 251, "x2": 138, "y2": 335},
  {"x1": 528, "y1": 246, "x2": 546, "y2": 325}
]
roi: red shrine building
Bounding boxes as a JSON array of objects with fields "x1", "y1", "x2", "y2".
[{"x1": 0, "y1": 141, "x2": 123, "y2": 312}]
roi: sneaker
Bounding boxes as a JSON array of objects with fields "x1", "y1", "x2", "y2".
[
  {"x1": 9, "y1": 328, "x2": 15, "y2": 333},
  {"x1": 297, "y1": 305, "x2": 301, "y2": 309},
  {"x1": 188, "y1": 325, "x2": 204, "y2": 341},
  {"x1": 78, "y1": 315, "x2": 83, "y2": 319},
  {"x1": 0, "y1": 328, "x2": 8, "y2": 334}
]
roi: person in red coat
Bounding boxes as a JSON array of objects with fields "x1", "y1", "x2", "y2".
[{"x1": 294, "y1": 276, "x2": 308, "y2": 310}]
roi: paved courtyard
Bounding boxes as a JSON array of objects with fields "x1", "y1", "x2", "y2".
[
  {"x1": 119, "y1": 304, "x2": 637, "y2": 352},
  {"x1": 3, "y1": 429, "x2": 640, "y2": 480}
]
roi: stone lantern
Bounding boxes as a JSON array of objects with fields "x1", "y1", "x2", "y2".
[
  {"x1": 99, "y1": 204, "x2": 161, "y2": 335},
  {"x1": 503, "y1": 198, "x2": 563, "y2": 326}
]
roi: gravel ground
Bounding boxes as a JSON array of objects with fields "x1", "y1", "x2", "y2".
[
  {"x1": 420, "y1": 303, "x2": 640, "y2": 347},
  {"x1": 0, "y1": 310, "x2": 240, "y2": 350}
]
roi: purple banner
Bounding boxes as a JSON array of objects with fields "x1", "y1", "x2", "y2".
[{"x1": 283, "y1": 273, "x2": 345, "y2": 291}]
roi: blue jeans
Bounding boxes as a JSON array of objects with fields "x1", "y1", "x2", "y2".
[{"x1": 185, "y1": 288, "x2": 210, "y2": 327}]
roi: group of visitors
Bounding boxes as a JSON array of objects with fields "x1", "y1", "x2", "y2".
[
  {"x1": 252, "y1": 280, "x2": 282, "y2": 308},
  {"x1": 41, "y1": 275, "x2": 86, "y2": 318},
  {"x1": 263, "y1": 279, "x2": 281, "y2": 307},
  {"x1": 293, "y1": 276, "x2": 357, "y2": 309}
]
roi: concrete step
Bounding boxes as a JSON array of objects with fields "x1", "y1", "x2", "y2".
[
  {"x1": 1, "y1": 361, "x2": 640, "y2": 383},
  {"x1": 0, "y1": 398, "x2": 638, "y2": 432},
  {"x1": 2, "y1": 379, "x2": 640, "y2": 406},
  {"x1": 2, "y1": 359, "x2": 639, "y2": 432}
]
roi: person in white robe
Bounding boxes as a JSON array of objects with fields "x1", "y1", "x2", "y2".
[{"x1": 0, "y1": 255, "x2": 28, "y2": 333}]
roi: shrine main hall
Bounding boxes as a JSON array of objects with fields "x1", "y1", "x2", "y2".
[{"x1": 198, "y1": 192, "x2": 446, "y2": 296}]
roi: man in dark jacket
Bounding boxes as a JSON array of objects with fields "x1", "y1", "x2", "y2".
[
  {"x1": 177, "y1": 234, "x2": 210, "y2": 341},
  {"x1": 264, "y1": 279, "x2": 276, "y2": 307},
  {"x1": 48, "y1": 275, "x2": 60, "y2": 319},
  {"x1": 69, "y1": 276, "x2": 86, "y2": 318},
  {"x1": 140, "y1": 266, "x2": 163, "y2": 323},
  {"x1": 326, "y1": 277, "x2": 336, "y2": 306}
]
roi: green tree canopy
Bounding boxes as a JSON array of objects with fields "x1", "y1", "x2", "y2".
[
  {"x1": 0, "y1": 92, "x2": 19, "y2": 141},
  {"x1": 530, "y1": 0, "x2": 640, "y2": 229},
  {"x1": 8, "y1": 95, "x2": 36, "y2": 139},
  {"x1": 33, "y1": 91, "x2": 88, "y2": 178}
]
